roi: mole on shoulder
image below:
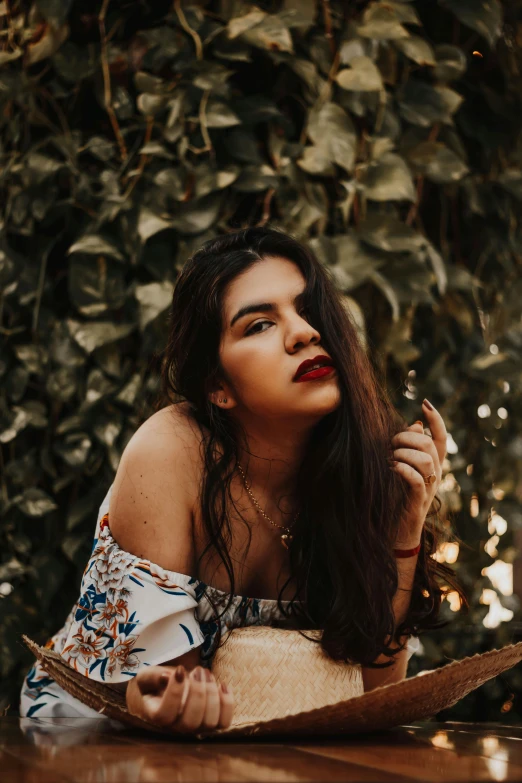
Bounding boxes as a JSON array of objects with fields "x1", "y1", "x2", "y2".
[{"x1": 144, "y1": 520, "x2": 147, "y2": 524}]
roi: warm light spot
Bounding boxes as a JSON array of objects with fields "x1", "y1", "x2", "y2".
[
  {"x1": 503, "y1": 381, "x2": 510, "y2": 393},
  {"x1": 480, "y1": 588, "x2": 514, "y2": 628},
  {"x1": 466, "y1": 464, "x2": 473, "y2": 476},
  {"x1": 446, "y1": 590, "x2": 462, "y2": 612},
  {"x1": 439, "y1": 472, "x2": 457, "y2": 492},
  {"x1": 482, "y1": 560, "x2": 513, "y2": 596},
  {"x1": 446, "y1": 433, "x2": 458, "y2": 454},
  {"x1": 431, "y1": 731, "x2": 456, "y2": 750},
  {"x1": 472, "y1": 50, "x2": 483, "y2": 57},
  {"x1": 478, "y1": 404, "x2": 491, "y2": 418},
  {"x1": 497, "y1": 407, "x2": 508, "y2": 419},
  {"x1": 484, "y1": 535, "x2": 499, "y2": 558},
  {"x1": 0, "y1": 582, "x2": 13, "y2": 597},
  {"x1": 470, "y1": 493, "x2": 479, "y2": 517},
  {"x1": 492, "y1": 487, "x2": 505, "y2": 500},
  {"x1": 432, "y1": 542, "x2": 459, "y2": 563},
  {"x1": 490, "y1": 344, "x2": 499, "y2": 354},
  {"x1": 488, "y1": 512, "x2": 507, "y2": 536}
]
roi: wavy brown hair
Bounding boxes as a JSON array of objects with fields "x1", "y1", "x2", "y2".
[{"x1": 156, "y1": 226, "x2": 469, "y2": 668}]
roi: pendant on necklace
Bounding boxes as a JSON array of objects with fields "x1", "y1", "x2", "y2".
[{"x1": 281, "y1": 534, "x2": 292, "y2": 549}]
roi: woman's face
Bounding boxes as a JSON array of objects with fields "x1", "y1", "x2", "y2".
[{"x1": 214, "y1": 256, "x2": 341, "y2": 423}]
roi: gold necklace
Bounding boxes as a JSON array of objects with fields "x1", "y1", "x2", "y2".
[{"x1": 236, "y1": 463, "x2": 299, "y2": 549}]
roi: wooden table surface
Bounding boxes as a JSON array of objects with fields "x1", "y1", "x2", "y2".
[{"x1": 2, "y1": 716, "x2": 522, "y2": 782}]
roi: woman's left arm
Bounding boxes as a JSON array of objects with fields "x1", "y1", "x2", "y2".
[{"x1": 361, "y1": 398, "x2": 448, "y2": 693}]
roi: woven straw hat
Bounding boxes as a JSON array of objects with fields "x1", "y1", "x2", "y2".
[{"x1": 22, "y1": 628, "x2": 522, "y2": 739}]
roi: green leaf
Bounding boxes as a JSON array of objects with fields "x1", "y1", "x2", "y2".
[
  {"x1": 205, "y1": 101, "x2": 242, "y2": 128},
  {"x1": 35, "y1": 0, "x2": 73, "y2": 28},
  {"x1": 394, "y1": 36, "x2": 436, "y2": 66},
  {"x1": 135, "y1": 281, "x2": 174, "y2": 330},
  {"x1": 169, "y1": 193, "x2": 223, "y2": 235},
  {"x1": 368, "y1": 269, "x2": 401, "y2": 321},
  {"x1": 433, "y1": 44, "x2": 468, "y2": 82},
  {"x1": 358, "y1": 215, "x2": 426, "y2": 252},
  {"x1": 497, "y1": 169, "x2": 522, "y2": 200},
  {"x1": 67, "y1": 235, "x2": 124, "y2": 261},
  {"x1": 232, "y1": 164, "x2": 279, "y2": 192},
  {"x1": 15, "y1": 488, "x2": 58, "y2": 518},
  {"x1": 336, "y1": 57, "x2": 384, "y2": 91},
  {"x1": 398, "y1": 81, "x2": 463, "y2": 126},
  {"x1": 299, "y1": 102, "x2": 357, "y2": 174},
  {"x1": 439, "y1": 0, "x2": 503, "y2": 47},
  {"x1": 406, "y1": 141, "x2": 469, "y2": 183},
  {"x1": 424, "y1": 241, "x2": 448, "y2": 296},
  {"x1": 356, "y1": 3, "x2": 410, "y2": 39},
  {"x1": 68, "y1": 257, "x2": 127, "y2": 318},
  {"x1": 67, "y1": 320, "x2": 135, "y2": 353},
  {"x1": 335, "y1": 234, "x2": 386, "y2": 288},
  {"x1": 362, "y1": 152, "x2": 416, "y2": 201},
  {"x1": 227, "y1": 8, "x2": 267, "y2": 39},
  {"x1": 229, "y1": 9, "x2": 294, "y2": 53},
  {"x1": 138, "y1": 209, "x2": 173, "y2": 242},
  {"x1": 280, "y1": 0, "x2": 317, "y2": 28}
]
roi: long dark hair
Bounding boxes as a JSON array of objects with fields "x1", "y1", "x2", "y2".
[{"x1": 156, "y1": 226, "x2": 468, "y2": 668}]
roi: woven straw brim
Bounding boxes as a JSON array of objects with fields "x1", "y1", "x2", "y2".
[{"x1": 22, "y1": 634, "x2": 522, "y2": 739}]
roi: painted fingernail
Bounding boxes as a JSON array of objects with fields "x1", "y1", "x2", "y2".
[
  {"x1": 414, "y1": 420, "x2": 423, "y2": 427},
  {"x1": 194, "y1": 667, "x2": 203, "y2": 682},
  {"x1": 221, "y1": 682, "x2": 228, "y2": 694},
  {"x1": 175, "y1": 667, "x2": 185, "y2": 684},
  {"x1": 423, "y1": 398, "x2": 434, "y2": 410}
]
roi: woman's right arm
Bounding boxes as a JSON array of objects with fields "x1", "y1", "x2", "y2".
[{"x1": 106, "y1": 407, "x2": 234, "y2": 732}]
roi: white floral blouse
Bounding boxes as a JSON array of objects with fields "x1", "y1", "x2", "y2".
[{"x1": 20, "y1": 482, "x2": 421, "y2": 719}]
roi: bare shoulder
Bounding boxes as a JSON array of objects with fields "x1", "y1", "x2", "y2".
[{"x1": 108, "y1": 402, "x2": 205, "y2": 573}]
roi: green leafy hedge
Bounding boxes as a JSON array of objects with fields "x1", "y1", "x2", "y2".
[{"x1": 1, "y1": 0, "x2": 522, "y2": 719}]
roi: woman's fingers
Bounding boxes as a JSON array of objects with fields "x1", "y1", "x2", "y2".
[
  {"x1": 200, "y1": 669, "x2": 221, "y2": 729},
  {"x1": 421, "y1": 399, "x2": 447, "y2": 464},
  {"x1": 217, "y1": 681, "x2": 234, "y2": 729},
  {"x1": 135, "y1": 664, "x2": 173, "y2": 696},
  {"x1": 149, "y1": 666, "x2": 188, "y2": 727},
  {"x1": 172, "y1": 666, "x2": 207, "y2": 732},
  {"x1": 130, "y1": 664, "x2": 234, "y2": 733},
  {"x1": 392, "y1": 447, "x2": 435, "y2": 478}
]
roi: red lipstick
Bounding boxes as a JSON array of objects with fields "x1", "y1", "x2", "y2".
[{"x1": 294, "y1": 354, "x2": 335, "y2": 382}]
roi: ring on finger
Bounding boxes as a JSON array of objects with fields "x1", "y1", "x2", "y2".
[{"x1": 423, "y1": 472, "x2": 437, "y2": 485}]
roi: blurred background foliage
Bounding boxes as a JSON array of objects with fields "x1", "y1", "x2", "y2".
[{"x1": 1, "y1": 0, "x2": 522, "y2": 720}]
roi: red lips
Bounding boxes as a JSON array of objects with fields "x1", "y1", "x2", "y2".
[{"x1": 294, "y1": 354, "x2": 335, "y2": 381}]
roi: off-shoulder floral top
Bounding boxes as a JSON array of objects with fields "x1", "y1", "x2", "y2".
[{"x1": 20, "y1": 482, "x2": 421, "y2": 719}]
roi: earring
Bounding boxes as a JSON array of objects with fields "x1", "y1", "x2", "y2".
[{"x1": 223, "y1": 398, "x2": 227, "y2": 403}]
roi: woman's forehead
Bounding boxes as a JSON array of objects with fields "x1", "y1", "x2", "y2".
[{"x1": 223, "y1": 256, "x2": 305, "y2": 310}]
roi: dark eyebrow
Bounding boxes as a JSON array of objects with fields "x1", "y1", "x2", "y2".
[{"x1": 230, "y1": 290, "x2": 306, "y2": 329}]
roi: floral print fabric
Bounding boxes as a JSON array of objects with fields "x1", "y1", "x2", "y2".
[{"x1": 20, "y1": 482, "x2": 420, "y2": 718}]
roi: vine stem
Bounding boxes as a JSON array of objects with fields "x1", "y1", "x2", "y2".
[
  {"x1": 174, "y1": 0, "x2": 203, "y2": 60},
  {"x1": 98, "y1": 0, "x2": 128, "y2": 161}
]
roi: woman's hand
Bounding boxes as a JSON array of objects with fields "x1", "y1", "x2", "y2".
[
  {"x1": 126, "y1": 664, "x2": 234, "y2": 733},
  {"x1": 389, "y1": 398, "x2": 448, "y2": 548}
]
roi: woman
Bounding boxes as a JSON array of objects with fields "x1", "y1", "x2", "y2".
[{"x1": 20, "y1": 226, "x2": 467, "y2": 733}]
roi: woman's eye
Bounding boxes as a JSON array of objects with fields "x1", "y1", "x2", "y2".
[
  {"x1": 244, "y1": 310, "x2": 310, "y2": 336},
  {"x1": 245, "y1": 320, "x2": 272, "y2": 336}
]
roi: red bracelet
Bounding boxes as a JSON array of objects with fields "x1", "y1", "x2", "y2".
[{"x1": 393, "y1": 542, "x2": 421, "y2": 558}]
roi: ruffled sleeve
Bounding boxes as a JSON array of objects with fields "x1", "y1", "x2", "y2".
[{"x1": 58, "y1": 513, "x2": 205, "y2": 683}]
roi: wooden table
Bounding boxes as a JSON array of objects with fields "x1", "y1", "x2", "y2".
[{"x1": 2, "y1": 716, "x2": 522, "y2": 781}]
